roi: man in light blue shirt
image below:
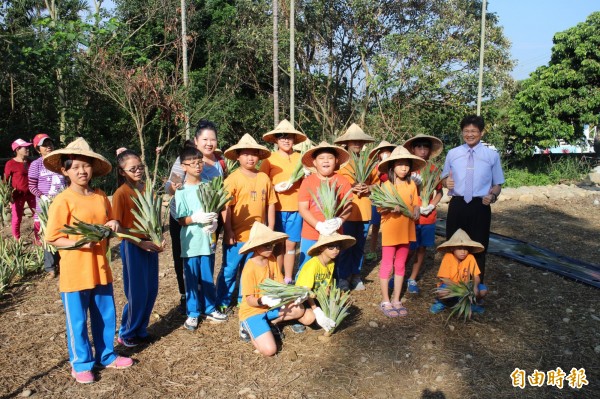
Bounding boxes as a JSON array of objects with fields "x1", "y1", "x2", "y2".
[{"x1": 441, "y1": 115, "x2": 504, "y2": 283}]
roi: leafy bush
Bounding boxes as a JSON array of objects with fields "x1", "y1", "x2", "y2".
[
  {"x1": 502, "y1": 155, "x2": 593, "y2": 188},
  {"x1": 0, "y1": 237, "x2": 44, "y2": 295}
]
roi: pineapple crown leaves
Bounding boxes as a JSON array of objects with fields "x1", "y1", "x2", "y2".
[
  {"x1": 348, "y1": 145, "x2": 377, "y2": 184},
  {"x1": 308, "y1": 179, "x2": 352, "y2": 220},
  {"x1": 419, "y1": 161, "x2": 442, "y2": 206},
  {"x1": 434, "y1": 277, "x2": 477, "y2": 323},
  {"x1": 129, "y1": 184, "x2": 164, "y2": 246},
  {"x1": 58, "y1": 217, "x2": 141, "y2": 250}
]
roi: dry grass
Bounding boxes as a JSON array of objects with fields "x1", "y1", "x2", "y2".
[{"x1": 0, "y1": 196, "x2": 599, "y2": 398}]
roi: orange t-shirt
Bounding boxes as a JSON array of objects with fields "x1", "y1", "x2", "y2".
[
  {"x1": 436, "y1": 253, "x2": 481, "y2": 284},
  {"x1": 238, "y1": 256, "x2": 283, "y2": 321},
  {"x1": 224, "y1": 169, "x2": 277, "y2": 242},
  {"x1": 259, "y1": 151, "x2": 302, "y2": 212},
  {"x1": 45, "y1": 188, "x2": 114, "y2": 293},
  {"x1": 415, "y1": 164, "x2": 443, "y2": 225},
  {"x1": 338, "y1": 159, "x2": 378, "y2": 222},
  {"x1": 379, "y1": 180, "x2": 419, "y2": 246},
  {"x1": 111, "y1": 183, "x2": 145, "y2": 239},
  {"x1": 297, "y1": 173, "x2": 353, "y2": 240}
]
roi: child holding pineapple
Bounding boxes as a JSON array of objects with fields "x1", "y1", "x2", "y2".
[
  {"x1": 44, "y1": 138, "x2": 133, "y2": 383},
  {"x1": 297, "y1": 142, "x2": 353, "y2": 271},
  {"x1": 430, "y1": 229, "x2": 488, "y2": 315},
  {"x1": 238, "y1": 222, "x2": 307, "y2": 356},
  {"x1": 294, "y1": 233, "x2": 356, "y2": 332},
  {"x1": 402, "y1": 134, "x2": 444, "y2": 294},
  {"x1": 112, "y1": 148, "x2": 163, "y2": 346},
  {"x1": 260, "y1": 120, "x2": 308, "y2": 283},
  {"x1": 216, "y1": 135, "x2": 277, "y2": 311},
  {"x1": 374, "y1": 146, "x2": 424, "y2": 317},
  {"x1": 334, "y1": 124, "x2": 377, "y2": 291},
  {"x1": 175, "y1": 146, "x2": 227, "y2": 330}
]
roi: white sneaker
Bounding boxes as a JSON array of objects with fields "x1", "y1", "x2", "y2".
[
  {"x1": 184, "y1": 317, "x2": 198, "y2": 330},
  {"x1": 205, "y1": 310, "x2": 228, "y2": 323},
  {"x1": 351, "y1": 277, "x2": 366, "y2": 291}
]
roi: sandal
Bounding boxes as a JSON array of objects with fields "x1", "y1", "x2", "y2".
[
  {"x1": 380, "y1": 302, "x2": 398, "y2": 318},
  {"x1": 392, "y1": 301, "x2": 408, "y2": 317}
]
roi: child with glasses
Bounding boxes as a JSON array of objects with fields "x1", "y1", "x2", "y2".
[
  {"x1": 112, "y1": 148, "x2": 163, "y2": 346},
  {"x1": 175, "y1": 146, "x2": 227, "y2": 330}
]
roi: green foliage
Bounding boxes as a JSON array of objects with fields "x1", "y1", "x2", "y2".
[
  {"x1": 508, "y1": 12, "x2": 600, "y2": 158},
  {"x1": 502, "y1": 156, "x2": 593, "y2": 187},
  {"x1": 0, "y1": 237, "x2": 44, "y2": 295}
]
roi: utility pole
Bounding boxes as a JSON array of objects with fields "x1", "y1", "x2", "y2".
[
  {"x1": 476, "y1": 0, "x2": 487, "y2": 116},
  {"x1": 289, "y1": 0, "x2": 295, "y2": 125},
  {"x1": 273, "y1": 0, "x2": 279, "y2": 127},
  {"x1": 181, "y1": 0, "x2": 191, "y2": 138}
]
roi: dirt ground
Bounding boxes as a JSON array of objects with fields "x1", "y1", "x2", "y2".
[{"x1": 1, "y1": 193, "x2": 599, "y2": 399}]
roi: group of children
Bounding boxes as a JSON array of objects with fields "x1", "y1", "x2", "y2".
[{"x1": 5, "y1": 119, "x2": 489, "y2": 382}]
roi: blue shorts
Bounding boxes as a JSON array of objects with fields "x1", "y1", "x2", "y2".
[
  {"x1": 409, "y1": 223, "x2": 437, "y2": 250},
  {"x1": 240, "y1": 308, "x2": 281, "y2": 340},
  {"x1": 275, "y1": 211, "x2": 302, "y2": 243},
  {"x1": 370, "y1": 205, "x2": 381, "y2": 226}
]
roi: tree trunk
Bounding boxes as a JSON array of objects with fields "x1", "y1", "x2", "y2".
[{"x1": 273, "y1": 0, "x2": 279, "y2": 127}]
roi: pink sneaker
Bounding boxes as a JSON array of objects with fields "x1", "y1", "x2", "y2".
[
  {"x1": 71, "y1": 368, "x2": 95, "y2": 384},
  {"x1": 105, "y1": 356, "x2": 134, "y2": 369}
]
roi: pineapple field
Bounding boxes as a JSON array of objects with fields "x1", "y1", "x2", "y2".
[{"x1": 0, "y1": 195, "x2": 599, "y2": 398}]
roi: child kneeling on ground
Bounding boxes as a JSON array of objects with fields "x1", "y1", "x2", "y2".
[
  {"x1": 430, "y1": 229, "x2": 488, "y2": 315},
  {"x1": 238, "y1": 222, "x2": 308, "y2": 356},
  {"x1": 293, "y1": 233, "x2": 356, "y2": 333}
]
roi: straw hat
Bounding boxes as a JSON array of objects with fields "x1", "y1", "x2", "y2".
[
  {"x1": 403, "y1": 134, "x2": 444, "y2": 159},
  {"x1": 377, "y1": 146, "x2": 426, "y2": 173},
  {"x1": 239, "y1": 222, "x2": 289, "y2": 254},
  {"x1": 307, "y1": 233, "x2": 356, "y2": 256},
  {"x1": 43, "y1": 137, "x2": 112, "y2": 177},
  {"x1": 368, "y1": 140, "x2": 396, "y2": 160},
  {"x1": 334, "y1": 123, "x2": 376, "y2": 144},
  {"x1": 437, "y1": 229, "x2": 484, "y2": 253},
  {"x1": 262, "y1": 119, "x2": 308, "y2": 144},
  {"x1": 301, "y1": 141, "x2": 350, "y2": 168},
  {"x1": 223, "y1": 133, "x2": 271, "y2": 161}
]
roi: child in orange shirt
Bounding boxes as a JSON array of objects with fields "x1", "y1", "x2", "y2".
[
  {"x1": 297, "y1": 142, "x2": 353, "y2": 272},
  {"x1": 112, "y1": 148, "x2": 163, "y2": 347},
  {"x1": 430, "y1": 229, "x2": 488, "y2": 314},
  {"x1": 335, "y1": 123, "x2": 376, "y2": 291},
  {"x1": 376, "y1": 146, "x2": 424, "y2": 317},
  {"x1": 260, "y1": 120, "x2": 308, "y2": 283},
  {"x1": 216, "y1": 135, "x2": 277, "y2": 310},
  {"x1": 44, "y1": 138, "x2": 133, "y2": 384},
  {"x1": 403, "y1": 134, "x2": 444, "y2": 294},
  {"x1": 238, "y1": 222, "x2": 306, "y2": 356}
]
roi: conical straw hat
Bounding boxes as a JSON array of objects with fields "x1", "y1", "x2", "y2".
[
  {"x1": 403, "y1": 134, "x2": 444, "y2": 159},
  {"x1": 239, "y1": 222, "x2": 289, "y2": 254},
  {"x1": 223, "y1": 133, "x2": 271, "y2": 161},
  {"x1": 307, "y1": 233, "x2": 356, "y2": 256},
  {"x1": 334, "y1": 123, "x2": 375, "y2": 144},
  {"x1": 437, "y1": 229, "x2": 484, "y2": 253},
  {"x1": 368, "y1": 140, "x2": 396, "y2": 160},
  {"x1": 301, "y1": 141, "x2": 350, "y2": 169},
  {"x1": 377, "y1": 146, "x2": 426, "y2": 173},
  {"x1": 43, "y1": 137, "x2": 112, "y2": 177},
  {"x1": 262, "y1": 119, "x2": 308, "y2": 144}
]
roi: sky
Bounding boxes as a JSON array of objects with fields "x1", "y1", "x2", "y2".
[{"x1": 487, "y1": 1, "x2": 598, "y2": 80}]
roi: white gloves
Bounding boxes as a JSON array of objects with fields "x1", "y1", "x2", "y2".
[
  {"x1": 420, "y1": 204, "x2": 435, "y2": 216},
  {"x1": 303, "y1": 167, "x2": 311, "y2": 177},
  {"x1": 191, "y1": 211, "x2": 217, "y2": 224},
  {"x1": 315, "y1": 221, "x2": 337, "y2": 236},
  {"x1": 411, "y1": 172, "x2": 423, "y2": 186},
  {"x1": 293, "y1": 292, "x2": 309, "y2": 305},
  {"x1": 313, "y1": 307, "x2": 336, "y2": 332},
  {"x1": 325, "y1": 217, "x2": 343, "y2": 231},
  {"x1": 261, "y1": 295, "x2": 282, "y2": 308},
  {"x1": 274, "y1": 181, "x2": 293, "y2": 193},
  {"x1": 202, "y1": 218, "x2": 218, "y2": 234},
  {"x1": 40, "y1": 195, "x2": 50, "y2": 202}
]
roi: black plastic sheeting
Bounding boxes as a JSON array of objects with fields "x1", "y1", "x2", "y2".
[{"x1": 435, "y1": 220, "x2": 600, "y2": 289}]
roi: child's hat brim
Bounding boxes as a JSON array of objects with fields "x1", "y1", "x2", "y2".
[
  {"x1": 239, "y1": 222, "x2": 289, "y2": 254},
  {"x1": 301, "y1": 141, "x2": 350, "y2": 169},
  {"x1": 377, "y1": 146, "x2": 426, "y2": 173},
  {"x1": 262, "y1": 119, "x2": 308, "y2": 144},
  {"x1": 333, "y1": 123, "x2": 376, "y2": 144},
  {"x1": 307, "y1": 233, "x2": 356, "y2": 256},
  {"x1": 436, "y1": 229, "x2": 484, "y2": 253},
  {"x1": 43, "y1": 137, "x2": 112, "y2": 177},
  {"x1": 223, "y1": 133, "x2": 271, "y2": 161},
  {"x1": 403, "y1": 134, "x2": 444, "y2": 159}
]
